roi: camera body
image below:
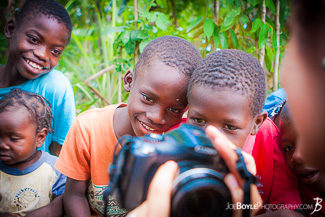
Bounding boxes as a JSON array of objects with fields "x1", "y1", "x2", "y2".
[{"x1": 109, "y1": 124, "x2": 232, "y2": 217}]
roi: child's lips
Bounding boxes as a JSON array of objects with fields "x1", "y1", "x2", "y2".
[
  {"x1": 296, "y1": 169, "x2": 319, "y2": 184},
  {"x1": 23, "y1": 57, "x2": 49, "y2": 71}
]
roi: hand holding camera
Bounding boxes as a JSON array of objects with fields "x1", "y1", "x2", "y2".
[{"x1": 107, "y1": 124, "x2": 262, "y2": 217}]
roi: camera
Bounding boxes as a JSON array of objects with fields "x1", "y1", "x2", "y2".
[{"x1": 108, "y1": 124, "x2": 232, "y2": 217}]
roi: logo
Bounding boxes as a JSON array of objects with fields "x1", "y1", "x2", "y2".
[{"x1": 310, "y1": 197, "x2": 323, "y2": 215}]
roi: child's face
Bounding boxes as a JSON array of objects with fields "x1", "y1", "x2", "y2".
[
  {"x1": 124, "y1": 59, "x2": 188, "y2": 136},
  {"x1": 279, "y1": 118, "x2": 322, "y2": 186},
  {"x1": 281, "y1": 34, "x2": 325, "y2": 170},
  {"x1": 0, "y1": 107, "x2": 45, "y2": 168},
  {"x1": 5, "y1": 14, "x2": 70, "y2": 80},
  {"x1": 187, "y1": 86, "x2": 259, "y2": 148}
]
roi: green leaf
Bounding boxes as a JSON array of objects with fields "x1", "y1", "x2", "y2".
[
  {"x1": 251, "y1": 18, "x2": 261, "y2": 33},
  {"x1": 139, "y1": 40, "x2": 150, "y2": 53},
  {"x1": 220, "y1": 32, "x2": 228, "y2": 49},
  {"x1": 204, "y1": 18, "x2": 214, "y2": 39},
  {"x1": 125, "y1": 40, "x2": 135, "y2": 55},
  {"x1": 239, "y1": 14, "x2": 249, "y2": 24},
  {"x1": 220, "y1": 9, "x2": 241, "y2": 32},
  {"x1": 229, "y1": 29, "x2": 238, "y2": 48},
  {"x1": 258, "y1": 24, "x2": 268, "y2": 48},
  {"x1": 122, "y1": 31, "x2": 130, "y2": 44},
  {"x1": 265, "y1": 0, "x2": 276, "y2": 14},
  {"x1": 226, "y1": 0, "x2": 234, "y2": 6},
  {"x1": 130, "y1": 30, "x2": 139, "y2": 41},
  {"x1": 248, "y1": 0, "x2": 262, "y2": 6},
  {"x1": 142, "y1": 11, "x2": 156, "y2": 22},
  {"x1": 101, "y1": 26, "x2": 127, "y2": 36},
  {"x1": 156, "y1": 0, "x2": 164, "y2": 7},
  {"x1": 136, "y1": 31, "x2": 149, "y2": 40},
  {"x1": 213, "y1": 26, "x2": 220, "y2": 48},
  {"x1": 235, "y1": 0, "x2": 241, "y2": 7},
  {"x1": 265, "y1": 46, "x2": 274, "y2": 71},
  {"x1": 186, "y1": 17, "x2": 203, "y2": 33},
  {"x1": 155, "y1": 13, "x2": 169, "y2": 30}
]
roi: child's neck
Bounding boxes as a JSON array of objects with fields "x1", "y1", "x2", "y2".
[
  {"x1": 113, "y1": 106, "x2": 136, "y2": 140},
  {"x1": 0, "y1": 64, "x2": 28, "y2": 88},
  {"x1": 10, "y1": 150, "x2": 42, "y2": 171}
]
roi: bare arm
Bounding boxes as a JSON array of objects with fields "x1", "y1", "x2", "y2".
[
  {"x1": 49, "y1": 141, "x2": 62, "y2": 157},
  {"x1": 63, "y1": 177, "x2": 91, "y2": 217},
  {"x1": 25, "y1": 195, "x2": 64, "y2": 217}
]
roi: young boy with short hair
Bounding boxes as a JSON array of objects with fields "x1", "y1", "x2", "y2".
[
  {"x1": 186, "y1": 49, "x2": 302, "y2": 215},
  {"x1": 0, "y1": 0, "x2": 76, "y2": 156},
  {"x1": 0, "y1": 89, "x2": 66, "y2": 216},
  {"x1": 55, "y1": 36, "x2": 202, "y2": 217},
  {"x1": 279, "y1": 103, "x2": 325, "y2": 217}
]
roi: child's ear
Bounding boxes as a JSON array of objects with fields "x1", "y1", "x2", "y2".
[
  {"x1": 4, "y1": 20, "x2": 16, "y2": 39},
  {"x1": 250, "y1": 111, "x2": 268, "y2": 135},
  {"x1": 36, "y1": 128, "x2": 48, "y2": 148},
  {"x1": 123, "y1": 69, "x2": 134, "y2": 92}
]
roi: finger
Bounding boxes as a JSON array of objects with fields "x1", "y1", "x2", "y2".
[
  {"x1": 206, "y1": 125, "x2": 256, "y2": 178},
  {"x1": 146, "y1": 161, "x2": 179, "y2": 217},
  {"x1": 224, "y1": 173, "x2": 243, "y2": 217}
]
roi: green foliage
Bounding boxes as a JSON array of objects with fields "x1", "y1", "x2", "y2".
[{"x1": 45, "y1": 0, "x2": 292, "y2": 109}]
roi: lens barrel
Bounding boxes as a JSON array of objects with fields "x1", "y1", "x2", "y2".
[{"x1": 171, "y1": 168, "x2": 232, "y2": 217}]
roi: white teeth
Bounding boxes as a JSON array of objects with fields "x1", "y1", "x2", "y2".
[
  {"x1": 141, "y1": 122, "x2": 156, "y2": 131},
  {"x1": 26, "y1": 59, "x2": 43, "y2": 70}
]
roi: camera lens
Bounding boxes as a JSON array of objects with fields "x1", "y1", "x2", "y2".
[{"x1": 171, "y1": 168, "x2": 232, "y2": 217}]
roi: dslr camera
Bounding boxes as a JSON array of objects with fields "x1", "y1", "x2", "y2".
[{"x1": 108, "y1": 124, "x2": 232, "y2": 217}]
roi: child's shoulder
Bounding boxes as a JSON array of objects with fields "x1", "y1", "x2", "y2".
[
  {"x1": 34, "y1": 68, "x2": 72, "y2": 90},
  {"x1": 76, "y1": 103, "x2": 127, "y2": 125}
]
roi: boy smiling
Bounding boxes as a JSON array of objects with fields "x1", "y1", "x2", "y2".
[
  {"x1": 0, "y1": 0, "x2": 76, "y2": 156},
  {"x1": 56, "y1": 36, "x2": 202, "y2": 217}
]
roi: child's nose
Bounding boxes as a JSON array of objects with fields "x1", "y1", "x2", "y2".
[
  {"x1": 0, "y1": 139, "x2": 10, "y2": 150},
  {"x1": 291, "y1": 149, "x2": 303, "y2": 165},
  {"x1": 147, "y1": 107, "x2": 167, "y2": 125},
  {"x1": 33, "y1": 46, "x2": 49, "y2": 61}
]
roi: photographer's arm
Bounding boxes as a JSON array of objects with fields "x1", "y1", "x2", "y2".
[{"x1": 63, "y1": 177, "x2": 91, "y2": 217}]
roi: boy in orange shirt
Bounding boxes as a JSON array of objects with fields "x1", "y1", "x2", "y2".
[{"x1": 55, "y1": 36, "x2": 202, "y2": 217}]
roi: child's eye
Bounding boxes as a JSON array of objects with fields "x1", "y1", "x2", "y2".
[
  {"x1": 224, "y1": 124, "x2": 237, "y2": 130},
  {"x1": 193, "y1": 118, "x2": 207, "y2": 125},
  {"x1": 10, "y1": 137, "x2": 20, "y2": 142},
  {"x1": 28, "y1": 35, "x2": 39, "y2": 44},
  {"x1": 167, "y1": 107, "x2": 182, "y2": 114},
  {"x1": 283, "y1": 145, "x2": 294, "y2": 152},
  {"x1": 52, "y1": 49, "x2": 62, "y2": 56},
  {"x1": 142, "y1": 94, "x2": 153, "y2": 103}
]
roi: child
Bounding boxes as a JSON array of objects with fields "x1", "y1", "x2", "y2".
[
  {"x1": 0, "y1": 89, "x2": 66, "y2": 216},
  {"x1": 279, "y1": 103, "x2": 325, "y2": 216},
  {"x1": 55, "y1": 36, "x2": 202, "y2": 216},
  {"x1": 0, "y1": 0, "x2": 76, "y2": 156},
  {"x1": 186, "y1": 49, "x2": 302, "y2": 215}
]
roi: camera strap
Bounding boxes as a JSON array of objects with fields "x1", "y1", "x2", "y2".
[{"x1": 234, "y1": 148, "x2": 257, "y2": 217}]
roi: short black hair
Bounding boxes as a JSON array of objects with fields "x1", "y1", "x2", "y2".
[
  {"x1": 15, "y1": 0, "x2": 72, "y2": 36},
  {"x1": 189, "y1": 49, "x2": 266, "y2": 116},
  {"x1": 0, "y1": 89, "x2": 54, "y2": 134},
  {"x1": 135, "y1": 36, "x2": 202, "y2": 76},
  {"x1": 279, "y1": 101, "x2": 291, "y2": 124}
]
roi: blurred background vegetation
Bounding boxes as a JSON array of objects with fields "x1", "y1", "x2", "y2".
[{"x1": 0, "y1": 0, "x2": 291, "y2": 113}]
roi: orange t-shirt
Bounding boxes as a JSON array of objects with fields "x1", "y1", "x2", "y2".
[{"x1": 55, "y1": 104, "x2": 127, "y2": 216}]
